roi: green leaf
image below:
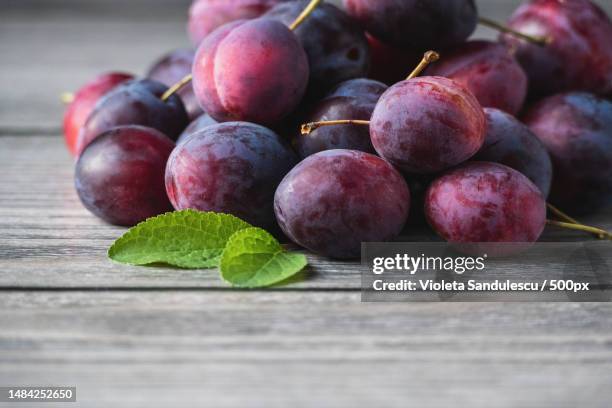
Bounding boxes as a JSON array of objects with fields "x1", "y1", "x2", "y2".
[
  {"x1": 108, "y1": 210, "x2": 252, "y2": 268},
  {"x1": 220, "y1": 228, "x2": 308, "y2": 288}
]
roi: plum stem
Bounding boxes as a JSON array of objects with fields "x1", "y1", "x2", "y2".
[
  {"x1": 546, "y1": 220, "x2": 612, "y2": 240},
  {"x1": 547, "y1": 203, "x2": 581, "y2": 225},
  {"x1": 289, "y1": 0, "x2": 323, "y2": 31},
  {"x1": 547, "y1": 203, "x2": 611, "y2": 239},
  {"x1": 60, "y1": 92, "x2": 75, "y2": 104},
  {"x1": 161, "y1": 73, "x2": 193, "y2": 102},
  {"x1": 478, "y1": 16, "x2": 551, "y2": 46},
  {"x1": 301, "y1": 120, "x2": 370, "y2": 135},
  {"x1": 406, "y1": 51, "x2": 440, "y2": 80}
]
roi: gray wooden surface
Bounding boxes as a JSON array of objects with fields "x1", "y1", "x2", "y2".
[{"x1": 1, "y1": 1, "x2": 612, "y2": 407}]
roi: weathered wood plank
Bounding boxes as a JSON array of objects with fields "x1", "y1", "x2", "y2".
[
  {"x1": 0, "y1": 292, "x2": 611, "y2": 407},
  {"x1": 3, "y1": 291, "x2": 612, "y2": 335},
  {"x1": 2, "y1": 360, "x2": 611, "y2": 408},
  {"x1": 3, "y1": 361, "x2": 609, "y2": 408}
]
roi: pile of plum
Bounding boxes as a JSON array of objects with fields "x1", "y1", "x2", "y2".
[{"x1": 64, "y1": 0, "x2": 612, "y2": 259}]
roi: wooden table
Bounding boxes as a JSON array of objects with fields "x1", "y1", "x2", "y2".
[{"x1": 2, "y1": 1, "x2": 612, "y2": 406}]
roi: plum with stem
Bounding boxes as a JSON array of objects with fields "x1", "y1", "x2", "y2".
[
  {"x1": 344, "y1": 0, "x2": 549, "y2": 51},
  {"x1": 500, "y1": 0, "x2": 612, "y2": 98},
  {"x1": 146, "y1": 49, "x2": 203, "y2": 120},
  {"x1": 295, "y1": 78, "x2": 387, "y2": 158},
  {"x1": 77, "y1": 79, "x2": 188, "y2": 155},
  {"x1": 265, "y1": 1, "x2": 370, "y2": 99},
  {"x1": 426, "y1": 41, "x2": 528, "y2": 115},
  {"x1": 191, "y1": 0, "x2": 323, "y2": 125},
  {"x1": 302, "y1": 52, "x2": 487, "y2": 174}
]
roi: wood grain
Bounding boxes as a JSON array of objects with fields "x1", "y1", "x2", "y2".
[{"x1": 1, "y1": 292, "x2": 611, "y2": 407}]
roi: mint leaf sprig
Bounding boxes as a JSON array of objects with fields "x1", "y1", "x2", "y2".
[{"x1": 107, "y1": 210, "x2": 308, "y2": 288}]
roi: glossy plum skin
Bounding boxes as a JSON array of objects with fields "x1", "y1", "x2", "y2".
[
  {"x1": 295, "y1": 79, "x2": 387, "y2": 158},
  {"x1": 165, "y1": 122, "x2": 298, "y2": 229},
  {"x1": 274, "y1": 149, "x2": 410, "y2": 259},
  {"x1": 192, "y1": 19, "x2": 309, "y2": 125},
  {"x1": 146, "y1": 48, "x2": 203, "y2": 120},
  {"x1": 523, "y1": 92, "x2": 612, "y2": 214},
  {"x1": 188, "y1": 0, "x2": 284, "y2": 45},
  {"x1": 425, "y1": 162, "x2": 546, "y2": 242},
  {"x1": 500, "y1": 0, "x2": 612, "y2": 98},
  {"x1": 176, "y1": 113, "x2": 218, "y2": 145},
  {"x1": 63, "y1": 72, "x2": 133, "y2": 156},
  {"x1": 366, "y1": 34, "x2": 420, "y2": 85},
  {"x1": 265, "y1": 1, "x2": 370, "y2": 100},
  {"x1": 77, "y1": 79, "x2": 189, "y2": 155},
  {"x1": 474, "y1": 108, "x2": 553, "y2": 197},
  {"x1": 371, "y1": 76, "x2": 486, "y2": 174},
  {"x1": 426, "y1": 41, "x2": 528, "y2": 115},
  {"x1": 343, "y1": 0, "x2": 477, "y2": 50},
  {"x1": 75, "y1": 126, "x2": 175, "y2": 226}
]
